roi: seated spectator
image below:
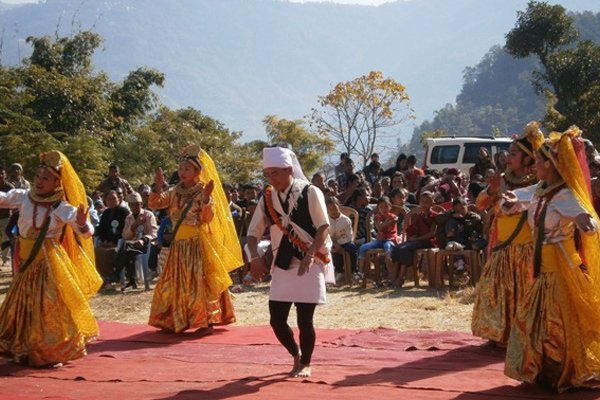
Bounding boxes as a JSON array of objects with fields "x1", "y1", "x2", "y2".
[
  {"x1": 337, "y1": 173, "x2": 360, "y2": 206},
  {"x1": 444, "y1": 197, "x2": 487, "y2": 271},
  {"x1": 138, "y1": 184, "x2": 152, "y2": 209},
  {"x1": 358, "y1": 196, "x2": 398, "y2": 274},
  {"x1": 326, "y1": 197, "x2": 357, "y2": 283},
  {"x1": 389, "y1": 187, "x2": 410, "y2": 234},
  {"x1": 112, "y1": 192, "x2": 157, "y2": 290},
  {"x1": 470, "y1": 147, "x2": 496, "y2": 179},
  {"x1": 380, "y1": 176, "x2": 391, "y2": 197},
  {"x1": 384, "y1": 153, "x2": 407, "y2": 177},
  {"x1": 334, "y1": 152, "x2": 349, "y2": 183},
  {"x1": 405, "y1": 154, "x2": 425, "y2": 193},
  {"x1": 148, "y1": 215, "x2": 173, "y2": 276},
  {"x1": 236, "y1": 183, "x2": 259, "y2": 208},
  {"x1": 95, "y1": 190, "x2": 130, "y2": 247},
  {"x1": 364, "y1": 159, "x2": 382, "y2": 185},
  {"x1": 494, "y1": 150, "x2": 508, "y2": 173},
  {"x1": 348, "y1": 187, "x2": 373, "y2": 246},
  {"x1": 389, "y1": 191, "x2": 438, "y2": 287},
  {"x1": 437, "y1": 168, "x2": 467, "y2": 206},
  {"x1": 311, "y1": 172, "x2": 326, "y2": 191},
  {"x1": 337, "y1": 157, "x2": 355, "y2": 191},
  {"x1": 371, "y1": 179, "x2": 383, "y2": 199},
  {"x1": 327, "y1": 179, "x2": 340, "y2": 196}
]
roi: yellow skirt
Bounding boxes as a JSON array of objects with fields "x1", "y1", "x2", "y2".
[
  {"x1": 148, "y1": 225, "x2": 235, "y2": 333},
  {"x1": 505, "y1": 240, "x2": 600, "y2": 392},
  {"x1": 0, "y1": 239, "x2": 99, "y2": 366},
  {"x1": 471, "y1": 214, "x2": 534, "y2": 345}
]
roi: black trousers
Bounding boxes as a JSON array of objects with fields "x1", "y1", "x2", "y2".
[
  {"x1": 268, "y1": 300, "x2": 317, "y2": 366},
  {"x1": 113, "y1": 243, "x2": 147, "y2": 283}
]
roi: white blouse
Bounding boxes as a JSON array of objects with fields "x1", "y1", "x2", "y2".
[{"x1": 0, "y1": 189, "x2": 94, "y2": 239}]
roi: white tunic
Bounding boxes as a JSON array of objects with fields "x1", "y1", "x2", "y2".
[
  {"x1": 0, "y1": 189, "x2": 94, "y2": 239},
  {"x1": 248, "y1": 179, "x2": 331, "y2": 304}
]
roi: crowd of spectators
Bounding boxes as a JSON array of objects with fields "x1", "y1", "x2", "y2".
[{"x1": 4, "y1": 140, "x2": 600, "y2": 292}]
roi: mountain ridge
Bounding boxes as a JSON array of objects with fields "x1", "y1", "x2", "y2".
[{"x1": 0, "y1": 0, "x2": 599, "y2": 144}]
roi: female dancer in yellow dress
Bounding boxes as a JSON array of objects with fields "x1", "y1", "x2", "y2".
[
  {"x1": 471, "y1": 122, "x2": 543, "y2": 346},
  {"x1": 504, "y1": 127, "x2": 600, "y2": 391},
  {"x1": 148, "y1": 145, "x2": 243, "y2": 333},
  {"x1": 0, "y1": 151, "x2": 101, "y2": 366}
]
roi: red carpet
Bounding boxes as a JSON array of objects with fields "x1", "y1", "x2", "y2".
[{"x1": 0, "y1": 321, "x2": 598, "y2": 399}]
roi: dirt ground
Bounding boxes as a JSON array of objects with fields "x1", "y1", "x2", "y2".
[{"x1": 0, "y1": 267, "x2": 475, "y2": 331}]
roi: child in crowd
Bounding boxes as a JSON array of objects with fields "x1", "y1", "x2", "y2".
[
  {"x1": 326, "y1": 197, "x2": 357, "y2": 284},
  {"x1": 358, "y1": 196, "x2": 398, "y2": 274}
]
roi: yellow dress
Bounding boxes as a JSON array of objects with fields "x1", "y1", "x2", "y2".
[
  {"x1": 471, "y1": 179, "x2": 535, "y2": 346},
  {"x1": 148, "y1": 180, "x2": 241, "y2": 333},
  {"x1": 0, "y1": 190, "x2": 101, "y2": 366},
  {"x1": 505, "y1": 186, "x2": 600, "y2": 392}
]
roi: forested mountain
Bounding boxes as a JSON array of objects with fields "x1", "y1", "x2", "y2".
[
  {"x1": 404, "y1": 10, "x2": 600, "y2": 158},
  {"x1": 0, "y1": 0, "x2": 598, "y2": 145}
]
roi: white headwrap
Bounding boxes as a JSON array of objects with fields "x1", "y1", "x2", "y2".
[{"x1": 263, "y1": 146, "x2": 308, "y2": 182}]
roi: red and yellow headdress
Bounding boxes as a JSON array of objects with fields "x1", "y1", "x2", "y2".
[{"x1": 515, "y1": 121, "x2": 545, "y2": 159}]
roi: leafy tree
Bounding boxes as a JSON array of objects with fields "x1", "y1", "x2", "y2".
[
  {"x1": 263, "y1": 115, "x2": 334, "y2": 176},
  {"x1": 311, "y1": 71, "x2": 414, "y2": 167},
  {"x1": 112, "y1": 67, "x2": 165, "y2": 125},
  {"x1": 505, "y1": 1, "x2": 578, "y2": 65},
  {"x1": 115, "y1": 107, "x2": 261, "y2": 186},
  {"x1": 505, "y1": 1, "x2": 600, "y2": 140}
]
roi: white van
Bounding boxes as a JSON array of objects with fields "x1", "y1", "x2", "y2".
[{"x1": 423, "y1": 136, "x2": 512, "y2": 174}]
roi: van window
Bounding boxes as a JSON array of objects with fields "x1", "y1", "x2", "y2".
[
  {"x1": 463, "y1": 144, "x2": 492, "y2": 164},
  {"x1": 430, "y1": 145, "x2": 459, "y2": 164},
  {"x1": 496, "y1": 143, "x2": 510, "y2": 152}
]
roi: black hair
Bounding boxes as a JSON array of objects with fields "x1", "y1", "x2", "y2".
[
  {"x1": 326, "y1": 196, "x2": 340, "y2": 206},
  {"x1": 347, "y1": 174, "x2": 360, "y2": 184},
  {"x1": 377, "y1": 196, "x2": 392, "y2": 206},
  {"x1": 452, "y1": 197, "x2": 467, "y2": 206}
]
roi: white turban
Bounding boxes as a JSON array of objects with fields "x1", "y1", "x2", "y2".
[{"x1": 263, "y1": 147, "x2": 308, "y2": 181}]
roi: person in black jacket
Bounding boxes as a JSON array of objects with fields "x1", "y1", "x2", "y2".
[{"x1": 95, "y1": 189, "x2": 130, "y2": 247}]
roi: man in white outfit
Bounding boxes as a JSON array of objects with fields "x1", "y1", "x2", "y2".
[{"x1": 247, "y1": 146, "x2": 331, "y2": 378}]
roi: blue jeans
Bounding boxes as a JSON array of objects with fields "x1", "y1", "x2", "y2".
[{"x1": 359, "y1": 240, "x2": 396, "y2": 259}]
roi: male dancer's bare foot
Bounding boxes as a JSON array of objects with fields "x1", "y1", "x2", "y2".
[
  {"x1": 293, "y1": 363, "x2": 311, "y2": 378},
  {"x1": 289, "y1": 354, "x2": 301, "y2": 376}
]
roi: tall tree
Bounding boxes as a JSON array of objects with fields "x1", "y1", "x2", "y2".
[
  {"x1": 505, "y1": 1, "x2": 600, "y2": 140},
  {"x1": 311, "y1": 71, "x2": 414, "y2": 167},
  {"x1": 263, "y1": 115, "x2": 334, "y2": 176}
]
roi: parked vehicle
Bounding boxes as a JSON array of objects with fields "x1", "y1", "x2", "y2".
[{"x1": 423, "y1": 136, "x2": 512, "y2": 174}]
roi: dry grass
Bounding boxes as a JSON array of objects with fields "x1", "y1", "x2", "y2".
[{"x1": 0, "y1": 268, "x2": 475, "y2": 331}]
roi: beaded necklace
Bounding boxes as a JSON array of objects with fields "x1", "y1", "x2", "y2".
[{"x1": 28, "y1": 189, "x2": 64, "y2": 231}]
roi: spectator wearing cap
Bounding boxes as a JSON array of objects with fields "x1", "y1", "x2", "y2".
[
  {"x1": 7, "y1": 163, "x2": 30, "y2": 189},
  {"x1": 138, "y1": 184, "x2": 152, "y2": 209},
  {"x1": 95, "y1": 164, "x2": 134, "y2": 198},
  {"x1": 113, "y1": 192, "x2": 157, "y2": 290}
]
